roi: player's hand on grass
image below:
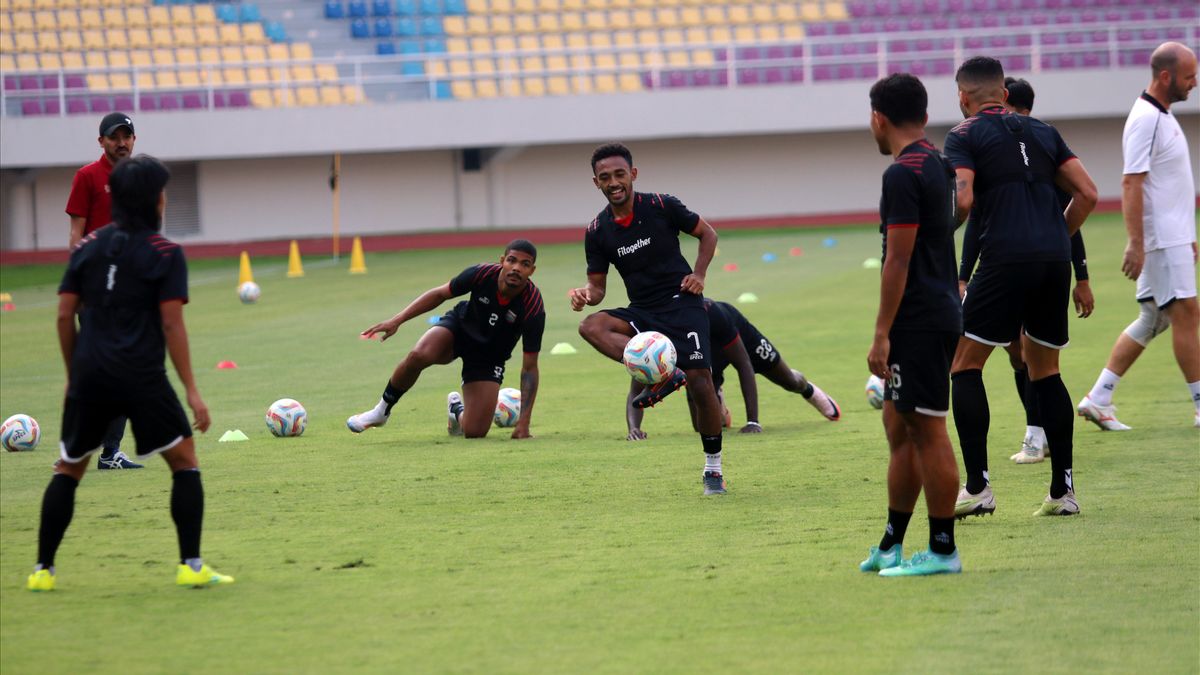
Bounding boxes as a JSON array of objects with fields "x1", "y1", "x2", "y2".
[
  {"x1": 626, "y1": 429, "x2": 647, "y2": 441},
  {"x1": 361, "y1": 319, "x2": 399, "y2": 341},
  {"x1": 1121, "y1": 243, "x2": 1144, "y2": 281},
  {"x1": 187, "y1": 390, "x2": 211, "y2": 433},
  {"x1": 739, "y1": 422, "x2": 762, "y2": 434},
  {"x1": 867, "y1": 336, "x2": 890, "y2": 380},
  {"x1": 1073, "y1": 281, "x2": 1094, "y2": 318},
  {"x1": 568, "y1": 287, "x2": 591, "y2": 311},
  {"x1": 679, "y1": 273, "x2": 705, "y2": 295}
]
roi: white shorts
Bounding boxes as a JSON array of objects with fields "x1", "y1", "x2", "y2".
[{"x1": 1136, "y1": 243, "x2": 1197, "y2": 309}]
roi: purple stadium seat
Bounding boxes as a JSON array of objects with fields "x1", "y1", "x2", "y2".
[
  {"x1": 955, "y1": 15, "x2": 975, "y2": 28},
  {"x1": 90, "y1": 97, "x2": 112, "y2": 113},
  {"x1": 1018, "y1": 0, "x2": 1037, "y2": 9},
  {"x1": 1089, "y1": 30, "x2": 1108, "y2": 43},
  {"x1": 944, "y1": 0, "x2": 964, "y2": 10},
  {"x1": 65, "y1": 74, "x2": 86, "y2": 90},
  {"x1": 889, "y1": 40, "x2": 910, "y2": 53},
  {"x1": 995, "y1": 0, "x2": 1013, "y2": 9},
  {"x1": 807, "y1": 23, "x2": 829, "y2": 37},
  {"x1": 932, "y1": 59, "x2": 954, "y2": 76},
  {"x1": 906, "y1": 18, "x2": 925, "y2": 31},
  {"x1": 1104, "y1": 10, "x2": 1122, "y2": 21},
  {"x1": 1006, "y1": 15, "x2": 1025, "y2": 26},
  {"x1": 714, "y1": 70, "x2": 729, "y2": 86},
  {"x1": 981, "y1": 14, "x2": 999, "y2": 27},
  {"x1": 19, "y1": 76, "x2": 39, "y2": 90},
  {"x1": 765, "y1": 46, "x2": 786, "y2": 60},
  {"x1": 160, "y1": 94, "x2": 180, "y2": 110},
  {"x1": 1041, "y1": 32, "x2": 1061, "y2": 45},
  {"x1": 1059, "y1": 53, "x2": 1078, "y2": 68},
  {"x1": 738, "y1": 46, "x2": 762, "y2": 61},
  {"x1": 1044, "y1": 0, "x2": 1063, "y2": 8},
  {"x1": 40, "y1": 75, "x2": 59, "y2": 89},
  {"x1": 1082, "y1": 52, "x2": 1105, "y2": 68},
  {"x1": 858, "y1": 63, "x2": 879, "y2": 79},
  {"x1": 641, "y1": 73, "x2": 655, "y2": 89},
  {"x1": 21, "y1": 100, "x2": 41, "y2": 115},
  {"x1": 1015, "y1": 34, "x2": 1033, "y2": 47},
  {"x1": 764, "y1": 68, "x2": 784, "y2": 84},
  {"x1": 965, "y1": 36, "x2": 985, "y2": 49},
  {"x1": 1179, "y1": 6, "x2": 1197, "y2": 20},
  {"x1": 113, "y1": 95, "x2": 134, "y2": 111},
  {"x1": 1080, "y1": 10, "x2": 1098, "y2": 22},
  {"x1": 691, "y1": 70, "x2": 713, "y2": 87},
  {"x1": 882, "y1": 18, "x2": 902, "y2": 31},
  {"x1": 898, "y1": 0, "x2": 917, "y2": 14},
  {"x1": 67, "y1": 98, "x2": 88, "y2": 114},
  {"x1": 813, "y1": 64, "x2": 834, "y2": 81},
  {"x1": 1006, "y1": 55, "x2": 1030, "y2": 71},
  {"x1": 932, "y1": 16, "x2": 949, "y2": 29},
  {"x1": 213, "y1": 91, "x2": 228, "y2": 108},
  {"x1": 228, "y1": 91, "x2": 250, "y2": 107},
  {"x1": 3, "y1": 76, "x2": 16, "y2": 91},
  {"x1": 815, "y1": 43, "x2": 837, "y2": 57},
  {"x1": 872, "y1": 0, "x2": 890, "y2": 16},
  {"x1": 908, "y1": 61, "x2": 929, "y2": 75},
  {"x1": 182, "y1": 93, "x2": 204, "y2": 109},
  {"x1": 787, "y1": 66, "x2": 805, "y2": 82},
  {"x1": 969, "y1": 0, "x2": 987, "y2": 11},
  {"x1": 856, "y1": 18, "x2": 879, "y2": 32},
  {"x1": 834, "y1": 64, "x2": 854, "y2": 80},
  {"x1": 714, "y1": 48, "x2": 728, "y2": 62},
  {"x1": 1127, "y1": 9, "x2": 1147, "y2": 20},
  {"x1": 1166, "y1": 26, "x2": 1186, "y2": 40},
  {"x1": 1031, "y1": 14, "x2": 1049, "y2": 25},
  {"x1": 834, "y1": 22, "x2": 853, "y2": 35},
  {"x1": 789, "y1": 45, "x2": 805, "y2": 59},
  {"x1": 665, "y1": 71, "x2": 687, "y2": 88},
  {"x1": 139, "y1": 94, "x2": 159, "y2": 111},
  {"x1": 989, "y1": 35, "x2": 1011, "y2": 48},
  {"x1": 43, "y1": 98, "x2": 60, "y2": 115},
  {"x1": 1153, "y1": 6, "x2": 1170, "y2": 19},
  {"x1": 849, "y1": 0, "x2": 869, "y2": 17},
  {"x1": 1140, "y1": 28, "x2": 1161, "y2": 41},
  {"x1": 1054, "y1": 11, "x2": 1074, "y2": 23},
  {"x1": 1066, "y1": 32, "x2": 1085, "y2": 45},
  {"x1": 920, "y1": 0, "x2": 939, "y2": 12}
]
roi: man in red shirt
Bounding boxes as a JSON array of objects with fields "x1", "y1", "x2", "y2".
[{"x1": 64, "y1": 112, "x2": 142, "y2": 469}]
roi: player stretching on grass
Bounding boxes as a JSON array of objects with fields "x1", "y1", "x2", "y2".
[
  {"x1": 859, "y1": 74, "x2": 963, "y2": 576},
  {"x1": 347, "y1": 240, "x2": 544, "y2": 439},
  {"x1": 957, "y1": 76, "x2": 1096, "y2": 465},
  {"x1": 625, "y1": 299, "x2": 840, "y2": 439},
  {"x1": 29, "y1": 155, "x2": 231, "y2": 592},
  {"x1": 569, "y1": 143, "x2": 728, "y2": 495},
  {"x1": 946, "y1": 57, "x2": 1098, "y2": 519}
]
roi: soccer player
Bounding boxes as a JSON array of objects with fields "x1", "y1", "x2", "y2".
[
  {"x1": 625, "y1": 299, "x2": 841, "y2": 439},
  {"x1": 858, "y1": 73, "x2": 963, "y2": 576},
  {"x1": 28, "y1": 155, "x2": 232, "y2": 592},
  {"x1": 569, "y1": 143, "x2": 728, "y2": 495},
  {"x1": 347, "y1": 240, "x2": 544, "y2": 439},
  {"x1": 1078, "y1": 42, "x2": 1199, "y2": 430},
  {"x1": 64, "y1": 112, "x2": 142, "y2": 469},
  {"x1": 958, "y1": 76, "x2": 1096, "y2": 465},
  {"x1": 945, "y1": 57, "x2": 1099, "y2": 519}
]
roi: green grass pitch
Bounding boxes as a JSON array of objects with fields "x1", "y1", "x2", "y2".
[{"x1": 1, "y1": 213, "x2": 1197, "y2": 673}]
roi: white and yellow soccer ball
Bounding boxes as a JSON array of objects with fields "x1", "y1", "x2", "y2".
[
  {"x1": 865, "y1": 375, "x2": 886, "y2": 410},
  {"x1": 238, "y1": 281, "x2": 261, "y2": 304},
  {"x1": 1, "y1": 413, "x2": 40, "y2": 452},
  {"x1": 265, "y1": 398, "x2": 307, "y2": 437},
  {"x1": 623, "y1": 331, "x2": 677, "y2": 385},
  {"x1": 493, "y1": 387, "x2": 522, "y2": 428}
]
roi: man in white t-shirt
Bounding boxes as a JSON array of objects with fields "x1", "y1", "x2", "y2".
[{"x1": 1079, "y1": 42, "x2": 1200, "y2": 430}]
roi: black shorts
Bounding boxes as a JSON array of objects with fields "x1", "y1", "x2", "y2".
[
  {"x1": 963, "y1": 261, "x2": 1071, "y2": 349},
  {"x1": 885, "y1": 330, "x2": 957, "y2": 416},
  {"x1": 711, "y1": 327, "x2": 781, "y2": 390},
  {"x1": 602, "y1": 295, "x2": 711, "y2": 371},
  {"x1": 435, "y1": 312, "x2": 507, "y2": 384},
  {"x1": 60, "y1": 378, "x2": 192, "y2": 463}
]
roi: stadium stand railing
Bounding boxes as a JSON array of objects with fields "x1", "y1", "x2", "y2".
[{"x1": 1, "y1": 0, "x2": 1197, "y2": 115}]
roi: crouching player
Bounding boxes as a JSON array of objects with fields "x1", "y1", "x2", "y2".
[{"x1": 347, "y1": 240, "x2": 544, "y2": 439}]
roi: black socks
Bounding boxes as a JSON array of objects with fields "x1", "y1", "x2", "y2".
[
  {"x1": 37, "y1": 473, "x2": 79, "y2": 569},
  {"x1": 879, "y1": 508, "x2": 912, "y2": 551},
  {"x1": 929, "y1": 517, "x2": 956, "y2": 555},
  {"x1": 171, "y1": 469, "x2": 204, "y2": 563},
  {"x1": 381, "y1": 381, "x2": 406, "y2": 415},
  {"x1": 1032, "y1": 374, "x2": 1074, "y2": 499},
  {"x1": 952, "y1": 369, "x2": 990, "y2": 494}
]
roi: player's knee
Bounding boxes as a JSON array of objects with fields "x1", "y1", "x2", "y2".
[
  {"x1": 1123, "y1": 302, "x2": 1171, "y2": 347},
  {"x1": 462, "y1": 421, "x2": 490, "y2": 438},
  {"x1": 577, "y1": 313, "x2": 603, "y2": 341}
]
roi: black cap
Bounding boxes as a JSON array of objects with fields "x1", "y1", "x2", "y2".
[{"x1": 100, "y1": 112, "x2": 134, "y2": 137}]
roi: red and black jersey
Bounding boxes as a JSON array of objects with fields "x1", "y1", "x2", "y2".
[
  {"x1": 878, "y1": 139, "x2": 961, "y2": 333},
  {"x1": 447, "y1": 263, "x2": 545, "y2": 359},
  {"x1": 58, "y1": 225, "x2": 188, "y2": 395},
  {"x1": 585, "y1": 192, "x2": 701, "y2": 309}
]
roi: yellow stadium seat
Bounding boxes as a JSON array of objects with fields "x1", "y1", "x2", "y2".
[
  {"x1": 662, "y1": 28, "x2": 683, "y2": 46},
  {"x1": 494, "y1": 55, "x2": 517, "y2": 73},
  {"x1": 290, "y1": 64, "x2": 315, "y2": 82},
  {"x1": 593, "y1": 73, "x2": 615, "y2": 93},
  {"x1": 512, "y1": 0, "x2": 533, "y2": 11},
  {"x1": 618, "y1": 72, "x2": 640, "y2": 92},
  {"x1": 0, "y1": 34, "x2": 14, "y2": 55},
  {"x1": 173, "y1": 26, "x2": 197, "y2": 48},
  {"x1": 316, "y1": 63, "x2": 337, "y2": 82},
  {"x1": 1, "y1": 13, "x2": 15, "y2": 32},
  {"x1": 33, "y1": 0, "x2": 53, "y2": 9},
  {"x1": 560, "y1": 11, "x2": 581, "y2": 31},
  {"x1": 176, "y1": 69, "x2": 198, "y2": 87},
  {"x1": 296, "y1": 86, "x2": 319, "y2": 107},
  {"x1": 11, "y1": 0, "x2": 32, "y2": 8},
  {"x1": 199, "y1": 68, "x2": 221, "y2": 86},
  {"x1": 267, "y1": 43, "x2": 288, "y2": 61},
  {"x1": 446, "y1": 37, "x2": 467, "y2": 52},
  {"x1": 466, "y1": 0, "x2": 485, "y2": 11},
  {"x1": 188, "y1": 47, "x2": 210, "y2": 64},
  {"x1": 568, "y1": 52, "x2": 590, "y2": 69},
  {"x1": 81, "y1": 28, "x2": 102, "y2": 48},
  {"x1": 192, "y1": 4, "x2": 214, "y2": 25},
  {"x1": 636, "y1": 28, "x2": 658, "y2": 45},
  {"x1": 477, "y1": 79, "x2": 499, "y2": 97},
  {"x1": 542, "y1": 33, "x2": 562, "y2": 49},
  {"x1": 632, "y1": 0, "x2": 653, "y2": 7},
  {"x1": 683, "y1": 26, "x2": 705, "y2": 44},
  {"x1": 100, "y1": 0, "x2": 124, "y2": 8},
  {"x1": 150, "y1": 47, "x2": 172, "y2": 65},
  {"x1": 631, "y1": 10, "x2": 653, "y2": 29},
  {"x1": 522, "y1": 77, "x2": 545, "y2": 96},
  {"x1": 570, "y1": 74, "x2": 591, "y2": 94},
  {"x1": 826, "y1": 1, "x2": 848, "y2": 20},
  {"x1": 58, "y1": 0, "x2": 81, "y2": 9},
  {"x1": 562, "y1": 0, "x2": 582, "y2": 9},
  {"x1": 782, "y1": 23, "x2": 803, "y2": 40},
  {"x1": 584, "y1": 0, "x2": 604, "y2": 9},
  {"x1": 220, "y1": 46, "x2": 243, "y2": 63},
  {"x1": 107, "y1": 49, "x2": 127, "y2": 67},
  {"x1": 701, "y1": 6, "x2": 723, "y2": 24},
  {"x1": 537, "y1": 0, "x2": 556, "y2": 9},
  {"x1": 617, "y1": 51, "x2": 638, "y2": 68},
  {"x1": 154, "y1": 70, "x2": 176, "y2": 88},
  {"x1": 426, "y1": 60, "x2": 446, "y2": 77},
  {"x1": 709, "y1": 25, "x2": 730, "y2": 43},
  {"x1": 450, "y1": 80, "x2": 472, "y2": 99},
  {"x1": 222, "y1": 66, "x2": 246, "y2": 85},
  {"x1": 589, "y1": 32, "x2": 610, "y2": 48},
  {"x1": 693, "y1": 48, "x2": 714, "y2": 66},
  {"x1": 490, "y1": 0, "x2": 510, "y2": 10},
  {"x1": 520, "y1": 55, "x2": 542, "y2": 72},
  {"x1": 658, "y1": 7, "x2": 680, "y2": 27},
  {"x1": 466, "y1": 15, "x2": 487, "y2": 35},
  {"x1": 55, "y1": 9, "x2": 78, "y2": 28},
  {"x1": 36, "y1": 31, "x2": 59, "y2": 50},
  {"x1": 470, "y1": 36, "x2": 492, "y2": 52},
  {"x1": 149, "y1": 27, "x2": 171, "y2": 47},
  {"x1": 800, "y1": 2, "x2": 821, "y2": 21},
  {"x1": 169, "y1": 6, "x2": 191, "y2": 25},
  {"x1": 132, "y1": 70, "x2": 153, "y2": 88},
  {"x1": 129, "y1": 48, "x2": 149, "y2": 66},
  {"x1": 16, "y1": 52, "x2": 38, "y2": 68},
  {"x1": 545, "y1": 54, "x2": 566, "y2": 71},
  {"x1": 11, "y1": 11, "x2": 34, "y2": 30},
  {"x1": 194, "y1": 25, "x2": 217, "y2": 46},
  {"x1": 733, "y1": 25, "x2": 755, "y2": 42},
  {"x1": 102, "y1": 7, "x2": 124, "y2": 28},
  {"x1": 147, "y1": 5, "x2": 167, "y2": 26},
  {"x1": 471, "y1": 57, "x2": 494, "y2": 74},
  {"x1": 564, "y1": 31, "x2": 586, "y2": 48},
  {"x1": 246, "y1": 66, "x2": 268, "y2": 83},
  {"x1": 752, "y1": 4, "x2": 774, "y2": 22},
  {"x1": 102, "y1": 27, "x2": 123, "y2": 44},
  {"x1": 57, "y1": 30, "x2": 81, "y2": 50},
  {"x1": 269, "y1": 66, "x2": 290, "y2": 83},
  {"x1": 125, "y1": 8, "x2": 149, "y2": 30},
  {"x1": 87, "y1": 72, "x2": 109, "y2": 89},
  {"x1": 342, "y1": 85, "x2": 363, "y2": 104},
  {"x1": 35, "y1": 9, "x2": 56, "y2": 29},
  {"x1": 319, "y1": 85, "x2": 342, "y2": 105},
  {"x1": 609, "y1": 0, "x2": 630, "y2": 8},
  {"x1": 678, "y1": 6, "x2": 702, "y2": 26},
  {"x1": 243, "y1": 44, "x2": 265, "y2": 63},
  {"x1": 291, "y1": 42, "x2": 312, "y2": 60},
  {"x1": 758, "y1": 24, "x2": 780, "y2": 42},
  {"x1": 512, "y1": 14, "x2": 534, "y2": 32},
  {"x1": 727, "y1": 6, "x2": 750, "y2": 24},
  {"x1": 218, "y1": 24, "x2": 240, "y2": 45},
  {"x1": 584, "y1": 10, "x2": 605, "y2": 30},
  {"x1": 242, "y1": 22, "x2": 265, "y2": 44},
  {"x1": 106, "y1": 71, "x2": 129, "y2": 89},
  {"x1": 249, "y1": 89, "x2": 271, "y2": 107},
  {"x1": 666, "y1": 49, "x2": 688, "y2": 66},
  {"x1": 516, "y1": 34, "x2": 538, "y2": 50},
  {"x1": 39, "y1": 52, "x2": 60, "y2": 69},
  {"x1": 61, "y1": 51, "x2": 83, "y2": 68},
  {"x1": 489, "y1": 15, "x2": 511, "y2": 34},
  {"x1": 78, "y1": 8, "x2": 101, "y2": 28},
  {"x1": 777, "y1": 4, "x2": 798, "y2": 21},
  {"x1": 493, "y1": 35, "x2": 515, "y2": 52},
  {"x1": 443, "y1": 15, "x2": 465, "y2": 35},
  {"x1": 449, "y1": 58, "x2": 469, "y2": 75}
]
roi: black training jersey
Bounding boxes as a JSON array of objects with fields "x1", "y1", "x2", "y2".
[
  {"x1": 945, "y1": 107, "x2": 1076, "y2": 264},
  {"x1": 703, "y1": 299, "x2": 741, "y2": 350},
  {"x1": 585, "y1": 192, "x2": 701, "y2": 309},
  {"x1": 447, "y1": 264, "x2": 545, "y2": 359},
  {"x1": 58, "y1": 225, "x2": 188, "y2": 395},
  {"x1": 879, "y1": 139, "x2": 962, "y2": 333}
]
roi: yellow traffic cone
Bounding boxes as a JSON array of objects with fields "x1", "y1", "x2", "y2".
[
  {"x1": 286, "y1": 240, "x2": 305, "y2": 278},
  {"x1": 349, "y1": 237, "x2": 367, "y2": 275},
  {"x1": 238, "y1": 251, "x2": 254, "y2": 286}
]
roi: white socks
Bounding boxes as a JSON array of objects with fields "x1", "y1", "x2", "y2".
[
  {"x1": 1189, "y1": 381, "x2": 1200, "y2": 412},
  {"x1": 1088, "y1": 368, "x2": 1121, "y2": 406},
  {"x1": 1026, "y1": 425, "x2": 1046, "y2": 449},
  {"x1": 704, "y1": 452, "x2": 722, "y2": 474}
]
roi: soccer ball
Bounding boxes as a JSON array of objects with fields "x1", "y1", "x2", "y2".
[
  {"x1": 865, "y1": 375, "x2": 886, "y2": 410},
  {"x1": 265, "y1": 398, "x2": 307, "y2": 437},
  {"x1": 623, "y1": 331, "x2": 677, "y2": 385},
  {"x1": 494, "y1": 387, "x2": 521, "y2": 428},
  {"x1": 238, "y1": 281, "x2": 261, "y2": 304},
  {"x1": 1, "y1": 413, "x2": 40, "y2": 452}
]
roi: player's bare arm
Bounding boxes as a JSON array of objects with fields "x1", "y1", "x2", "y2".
[
  {"x1": 363, "y1": 282, "x2": 455, "y2": 340},
  {"x1": 1119, "y1": 172, "x2": 1148, "y2": 280},
  {"x1": 68, "y1": 216, "x2": 86, "y2": 249},
  {"x1": 681, "y1": 219, "x2": 718, "y2": 295},
  {"x1": 869, "y1": 227, "x2": 919, "y2": 379},
  {"x1": 953, "y1": 169, "x2": 975, "y2": 225},
  {"x1": 1055, "y1": 158, "x2": 1099, "y2": 238},
  {"x1": 512, "y1": 352, "x2": 539, "y2": 439},
  {"x1": 56, "y1": 292, "x2": 80, "y2": 379},
  {"x1": 723, "y1": 338, "x2": 761, "y2": 433},
  {"x1": 569, "y1": 273, "x2": 607, "y2": 311},
  {"x1": 162, "y1": 299, "x2": 210, "y2": 433}
]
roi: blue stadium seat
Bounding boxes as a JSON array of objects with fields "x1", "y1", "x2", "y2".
[
  {"x1": 402, "y1": 60, "x2": 424, "y2": 75},
  {"x1": 396, "y1": 17, "x2": 417, "y2": 36},
  {"x1": 434, "y1": 81, "x2": 451, "y2": 99},
  {"x1": 350, "y1": 17, "x2": 370, "y2": 37},
  {"x1": 372, "y1": 0, "x2": 390, "y2": 16},
  {"x1": 373, "y1": 16, "x2": 392, "y2": 36},
  {"x1": 239, "y1": 3, "x2": 261, "y2": 22},
  {"x1": 399, "y1": 40, "x2": 421, "y2": 54},
  {"x1": 376, "y1": 41, "x2": 397, "y2": 55},
  {"x1": 324, "y1": 0, "x2": 345, "y2": 18},
  {"x1": 216, "y1": 3, "x2": 238, "y2": 23},
  {"x1": 419, "y1": 0, "x2": 440, "y2": 15},
  {"x1": 264, "y1": 21, "x2": 288, "y2": 42},
  {"x1": 348, "y1": 0, "x2": 368, "y2": 18},
  {"x1": 422, "y1": 37, "x2": 445, "y2": 53},
  {"x1": 443, "y1": 0, "x2": 466, "y2": 14},
  {"x1": 395, "y1": 0, "x2": 416, "y2": 16},
  {"x1": 420, "y1": 16, "x2": 442, "y2": 36}
]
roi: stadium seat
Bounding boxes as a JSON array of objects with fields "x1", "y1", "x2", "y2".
[
  {"x1": 324, "y1": 0, "x2": 344, "y2": 18},
  {"x1": 351, "y1": 18, "x2": 369, "y2": 38},
  {"x1": 347, "y1": 0, "x2": 366, "y2": 17},
  {"x1": 215, "y1": 3, "x2": 236, "y2": 23},
  {"x1": 239, "y1": 3, "x2": 261, "y2": 23},
  {"x1": 395, "y1": 0, "x2": 415, "y2": 15}
]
